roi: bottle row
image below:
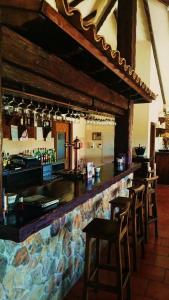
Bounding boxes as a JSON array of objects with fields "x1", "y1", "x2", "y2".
[{"x1": 2, "y1": 148, "x2": 57, "y2": 168}]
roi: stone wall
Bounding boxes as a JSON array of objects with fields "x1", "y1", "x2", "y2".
[{"x1": 0, "y1": 174, "x2": 132, "y2": 300}]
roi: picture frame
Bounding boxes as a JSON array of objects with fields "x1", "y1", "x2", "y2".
[{"x1": 92, "y1": 132, "x2": 102, "y2": 140}]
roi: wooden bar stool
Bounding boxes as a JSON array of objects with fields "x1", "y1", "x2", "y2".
[
  {"x1": 144, "y1": 175, "x2": 158, "y2": 243},
  {"x1": 82, "y1": 202, "x2": 131, "y2": 300},
  {"x1": 128, "y1": 184, "x2": 145, "y2": 271},
  {"x1": 109, "y1": 184, "x2": 145, "y2": 271}
]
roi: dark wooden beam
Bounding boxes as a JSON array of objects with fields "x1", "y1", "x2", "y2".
[
  {"x1": 70, "y1": 0, "x2": 84, "y2": 7},
  {"x1": 96, "y1": 0, "x2": 117, "y2": 32},
  {"x1": 117, "y1": 0, "x2": 137, "y2": 68},
  {"x1": 2, "y1": 62, "x2": 92, "y2": 107},
  {"x1": 83, "y1": 10, "x2": 97, "y2": 22},
  {"x1": 42, "y1": 2, "x2": 154, "y2": 103},
  {"x1": 0, "y1": 0, "x2": 43, "y2": 10},
  {"x1": 114, "y1": 101, "x2": 134, "y2": 165},
  {"x1": 143, "y1": 0, "x2": 166, "y2": 105},
  {"x1": 0, "y1": 7, "x2": 42, "y2": 28},
  {"x1": 2, "y1": 63, "x2": 125, "y2": 115},
  {"x1": 1, "y1": 26, "x2": 128, "y2": 110}
]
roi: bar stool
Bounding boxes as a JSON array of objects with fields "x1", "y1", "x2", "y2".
[
  {"x1": 109, "y1": 184, "x2": 145, "y2": 271},
  {"x1": 144, "y1": 175, "x2": 158, "y2": 243},
  {"x1": 82, "y1": 202, "x2": 131, "y2": 300}
]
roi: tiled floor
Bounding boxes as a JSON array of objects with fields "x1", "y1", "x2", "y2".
[{"x1": 64, "y1": 185, "x2": 169, "y2": 300}]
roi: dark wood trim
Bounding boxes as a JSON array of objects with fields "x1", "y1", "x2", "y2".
[
  {"x1": 143, "y1": 0, "x2": 166, "y2": 105},
  {"x1": 150, "y1": 122, "x2": 156, "y2": 168},
  {"x1": 0, "y1": 0, "x2": 43, "y2": 10},
  {"x1": 114, "y1": 101, "x2": 134, "y2": 165},
  {"x1": 117, "y1": 0, "x2": 137, "y2": 68},
  {"x1": 2, "y1": 63, "x2": 124, "y2": 115},
  {"x1": 42, "y1": 2, "x2": 153, "y2": 103},
  {"x1": 2, "y1": 62, "x2": 92, "y2": 106},
  {"x1": 96, "y1": 0, "x2": 117, "y2": 32},
  {"x1": 69, "y1": 0, "x2": 84, "y2": 6},
  {"x1": 1, "y1": 26, "x2": 128, "y2": 111},
  {"x1": 83, "y1": 10, "x2": 97, "y2": 22}
]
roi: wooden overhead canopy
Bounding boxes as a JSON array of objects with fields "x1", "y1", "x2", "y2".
[
  {"x1": 1, "y1": 26, "x2": 126, "y2": 116},
  {"x1": 54, "y1": 0, "x2": 155, "y2": 103},
  {"x1": 0, "y1": 0, "x2": 156, "y2": 104}
]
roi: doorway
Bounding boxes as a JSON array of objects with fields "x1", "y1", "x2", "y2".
[{"x1": 53, "y1": 121, "x2": 72, "y2": 169}]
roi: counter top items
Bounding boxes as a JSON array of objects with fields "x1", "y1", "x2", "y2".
[
  {"x1": 23, "y1": 194, "x2": 60, "y2": 208},
  {"x1": 135, "y1": 145, "x2": 146, "y2": 156}
]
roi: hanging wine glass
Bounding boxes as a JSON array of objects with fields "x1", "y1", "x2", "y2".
[
  {"x1": 41, "y1": 105, "x2": 49, "y2": 127},
  {"x1": 70, "y1": 110, "x2": 76, "y2": 123},
  {"x1": 25, "y1": 100, "x2": 36, "y2": 126},
  {"x1": 48, "y1": 106, "x2": 54, "y2": 127},
  {"x1": 16, "y1": 98, "x2": 26, "y2": 125},
  {"x1": 5, "y1": 95, "x2": 17, "y2": 115},
  {"x1": 34, "y1": 103, "x2": 42, "y2": 127},
  {"x1": 54, "y1": 107, "x2": 62, "y2": 121},
  {"x1": 65, "y1": 107, "x2": 71, "y2": 122}
]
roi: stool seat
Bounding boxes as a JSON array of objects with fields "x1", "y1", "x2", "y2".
[{"x1": 83, "y1": 218, "x2": 127, "y2": 241}]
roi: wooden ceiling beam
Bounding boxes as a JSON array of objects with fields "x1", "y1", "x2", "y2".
[
  {"x1": 69, "y1": 0, "x2": 84, "y2": 7},
  {"x1": 0, "y1": 0, "x2": 43, "y2": 10},
  {"x1": 41, "y1": 3, "x2": 152, "y2": 103},
  {"x1": 143, "y1": 0, "x2": 166, "y2": 105},
  {"x1": 2, "y1": 64, "x2": 124, "y2": 115},
  {"x1": 83, "y1": 10, "x2": 97, "y2": 23},
  {"x1": 117, "y1": 0, "x2": 137, "y2": 68},
  {"x1": 96, "y1": 0, "x2": 117, "y2": 32},
  {"x1": 1, "y1": 26, "x2": 128, "y2": 111}
]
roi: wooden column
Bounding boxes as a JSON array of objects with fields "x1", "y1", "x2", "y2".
[
  {"x1": 117, "y1": 0, "x2": 137, "y2": 68},
  {"x1": 0, "y1": 26, "x2": 3, "y2": 211},
  {"x1": 116, "y1": 1, "x2": 136, "y2": 165},
  {"x1": 115, "y1": 101, "x2": 134, "y2": 165}
]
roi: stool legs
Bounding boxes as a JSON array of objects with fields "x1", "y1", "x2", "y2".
[
  {"x1": 115, "y1": 241, "x2": 123, "y2": 300},
  {"x1": 144, "y1": 191, "x2": 158, "y2": 243},
  {"x1": 83, "y1": 235, "x2": 91, "y2": 300},
  {"x1": 152, "y1": 193, "x2": 158, "y2": 239},
  {"x1": 123, "y1": 235, "x2": 131, "y2": 300}
]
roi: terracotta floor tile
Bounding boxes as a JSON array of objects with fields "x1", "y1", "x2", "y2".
[
  {"x1": 164, "y1": 269, "x2": 169, "y2": 285},
  {"x1": 160, "y1": 238, "x2": 169, "y2": 247},
  {"x1": 145, "y1": 243, "x2": 169, "y2": 257},
  {"x1": 142, "y1": 253, "x2": 169, "y2": 269},
  {"x1": 134, "y1": 297, "x2": 153, "y2": 300},
  {"x1": 131, "y1": 276, "x2": 148, "y2": 297},
  {"x1": 134, "y1": 263, "x2": 165, "y2": 282},
  {"x1": 146, "y1": 281, "x2": 169, "y2": 300}
]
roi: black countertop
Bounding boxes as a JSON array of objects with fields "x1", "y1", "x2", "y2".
[{"x1": 0, "y1": 162, "x2": 140, "y2": 242}]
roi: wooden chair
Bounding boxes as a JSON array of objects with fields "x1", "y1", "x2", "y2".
[
  {"x1": 82, "y1": 202, "x2": 131, "y2": 300},
  {"x1": 144, "y1": 175, "x2": 158, "y2": 243},
  {"x1": 109, "y1": 184, "x2": 145, "y2": 271}
]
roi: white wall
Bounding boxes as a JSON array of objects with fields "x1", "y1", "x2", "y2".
[{"x1": 2, "y1": 138, "x2": 54, "y2": 155}]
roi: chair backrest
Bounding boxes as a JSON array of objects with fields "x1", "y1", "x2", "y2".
[
  {"x1": 128, "y1": 184, "x2": 145, "y2": 212},
  {"x1": 144, "y1": 175, "x2": 158, "y2": 192},
  {"x1": 115, "y1": 201, "x2": 130, "y2": 241}
]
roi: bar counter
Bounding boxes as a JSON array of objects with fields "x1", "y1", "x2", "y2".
[
  {"x1": 0, "y1": 162, "x2": 140, "y2": 300},
  {"x1": 0, "y1": 162, "x2": 139, "y2": 242}
]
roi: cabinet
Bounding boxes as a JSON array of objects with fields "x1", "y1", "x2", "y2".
[{"x1": 156, "y1": 152, "x2": 169, "y2": 184}]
